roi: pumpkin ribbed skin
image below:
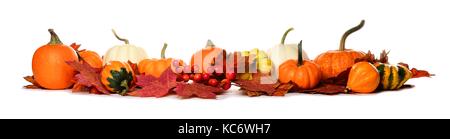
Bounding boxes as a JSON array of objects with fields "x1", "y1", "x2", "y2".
[
  {"x1": 314, "y1": 50, "x2": 364, "y2": 80},
  {"x1": 347, "y1": 62, "x2": 380, "y2": 93},
  {"x1": 315, "y1": 20, "x2": 366, "y2": 80},
  {"x1": 79, "y1": 50, "x2": 103, "y2": 69},
  {"x1": 374, "y1": 63, "x2": 412, "y2": 90},
  {"x1": 138, "y1": 58, "x2": 173, "y2": 77},
  {"x1": 32, "y1": 29, "x2": 79, "y2": 90},
  {"x1": 279, "y1": 60, "x2": 321, "y2": 89},
  {"x1": 101, "y1": 61, "x2": 135, "y2": 95}
]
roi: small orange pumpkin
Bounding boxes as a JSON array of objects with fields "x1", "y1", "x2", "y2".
[
  {"x1": 347, "y1": 62, "x2": 380, "y2": 93},
  {"x1": 138, "y1": 43, "x2": 183, "y2": 77},
  {"x1": 79, "y1": 50, "x2": 103, "y2": 69},
  {"x1": 278, "y1": 41, "x2": 321, "y2": 89},
  {"x1": 70, "y1": 43, "x2": 103, "y2": 69},
  {"x1": 32, "y1": 29, "x2": 79, "y2": 89},
  {"x1": 314, "y1": 20, "x2": 366, "y2": 80},
  {"x1": 101, "y1": 61, "x2": 135, "y2": 95},
  {"x1": 190, "y1": 40, "x2": 227, "y2": 73}
]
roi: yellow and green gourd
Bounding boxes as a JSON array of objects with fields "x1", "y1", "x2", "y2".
[{"x1": 374, "y1": 63, "x2": 412, "y2": 90}]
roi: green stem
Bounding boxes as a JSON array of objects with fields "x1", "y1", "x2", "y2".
[
  {"x1": 112, "y1": 29, "x2": 130, "y2": 44},
  {"x1": 161, "y1": 43, "x2": 168, "y2": 59},
  {"x1": 119, "y1": 80, "x2": 129, "y2": 96},
  {"x1": 339, "y1": 20, "x2": 365, "y2": 51},
  {"x1": 297, "y1": 40, "x2": 303, "y2": 66},
  {"x1": 47, "y1": 29, "x2": 63, "y2": 45},
  {"x1": 281, "y1": 28, "x2": 294, "y2": 45}
]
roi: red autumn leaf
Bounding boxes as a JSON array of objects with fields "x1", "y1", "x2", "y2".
[
  {"x1": 398, "y1": 62, "x2": 434, "y2": 78},
  {"x1": 66, "y1": 61, "x2": 110, "y2": 94},
  {"x1": 321, "y1": 67, "x2": 351, "y2": 86},
  {"x1": 299, "y1": 84, "x2": 347, "y2": 95},
  {"x1": 129, "y1": 69, "x2": 178, "y2": 97},
  {"x1": 23, "y1": 76, "x2": 42, "y2": 89},
  {"x1": 70, "y1": 43, "x2": 81, "y2": 51},
  {"x1": 234, "y1": 73, "x2": 277, "y2": 95},
  {"x1": 175, "y1": 83, "x2": 224, "y2": 99}
]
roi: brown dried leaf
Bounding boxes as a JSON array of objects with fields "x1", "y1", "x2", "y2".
[
  {"x1": 23, "y1": 76, "x2": 43, "y2": 89},
  {"x1": 175, "y1": 83, "x2": 225, "y2": 99}
]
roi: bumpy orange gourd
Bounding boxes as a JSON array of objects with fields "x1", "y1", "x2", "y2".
[
  {"x1": 314, "y1": 20, "x2": 366, "y2": 80},
  {"x1": 138, "y1": 43, "x2": 183, "y2": 77},
  {"x1": 347, "y1": 62, "x2": 380, "y2": 93},
  {"x1": 101, "y1": 61, "x2": 135, "y2": 95},
  {"x1": 190, "y1": 40, "x2": 227, "y2": 73},
  {"x1": 278, "y1": 41, "x2": 321, "y2": 89},
  {"x1": 32, "y1": 29, "x2": 79, "y2": 89},
  {"x1": 79, "y1": 50, "x2": 103, "y2": 69}
]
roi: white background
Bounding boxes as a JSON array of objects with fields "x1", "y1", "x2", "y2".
[{"x1": 0, "y1": 0, "x2": 448, "y2": 119}]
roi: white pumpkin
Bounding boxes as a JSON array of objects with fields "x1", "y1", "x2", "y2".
[
  {"x1": 267, "y1": 28, "x2": 309, "y2": 71},
  {"x1": 103, "y1": 29, "x2": 149, "y2": 65}
]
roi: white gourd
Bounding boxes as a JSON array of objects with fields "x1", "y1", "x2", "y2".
[
  {"x1": 103, "y1": 29, "x2": 149, "y2": 65},
  {"x1": 267, "y1": 28, "x2": 309, "y2": 72}
]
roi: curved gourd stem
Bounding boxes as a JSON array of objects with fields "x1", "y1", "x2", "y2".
[
  {"x1": 48, "y1": 29, "x2": 63, "y2": 45},
  {"x1": 281, "y1": 28, "x2": 294, "y2": 45},
  {"x1": 339, "y1": 20, "x2": 365, "y2": 51},
  {"x1": 112, "y1": 29, "x2": 130, "y2": 44},
  {"x1": 161, "y1": 43, "x2": 168, "y2": 59}
]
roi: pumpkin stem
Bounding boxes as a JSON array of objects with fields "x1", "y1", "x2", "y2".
[
  {"x1": 112, "y1": 29, "x2": 130, "y2": 44},
  {"x1": 339, "y1": 20, "x2": 365, "y2": 51},
  {"x1": 161, "y1": 43, "x2": 168, "y2": 59},
  {"x1": 48, "y1": 29, "x2": 63, "y2": 45},
  {"x1": 281, "y1": 28, "x2": 294, "y2": 45},
  {"x1": 119, "y1": 80, "x2": 129, "y2": 96},
  {"x1": 206, "y1": 39, "x2": 215, "y2": 48},
  {"x1": 297, "y1": 40, "x2": 303, "y2": 66}
]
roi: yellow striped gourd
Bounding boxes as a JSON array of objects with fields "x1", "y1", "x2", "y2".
[{"x1": 374, "y1": 63, "x2": 412, "y2": 90}]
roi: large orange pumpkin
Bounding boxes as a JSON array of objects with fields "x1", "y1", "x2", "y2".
[
  {"x1": 190, "y1": 40, "x2": 227, "y2": 73},
  {"x1": 278, "y1": 41, "x2": 321, "y2": 89},
  {"x1": 314, "y1": 20, "x2": 366, "y2": 80},
  {"x1": 101, "y1": 61, "x2": 135, "y2": 95},
  {"x1": 32, "y1": 29, "x2": 79, "y2": 89},
  {"x1": 138, "y1": 43, "x2": 183, "y2": 77},
  {"x1": 347, "y1": 62, "x2": 380, "y2": 93}
]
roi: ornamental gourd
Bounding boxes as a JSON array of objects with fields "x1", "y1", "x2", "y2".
[
  {"x1": 190, "y1": 40, "x2": 227, "y2": 73},
  {"x1": 278, "y1": 41, "x2": 321, "y2": 89},
  {"x1": 347, "y1": 62, "x2": 380, "y2": 93},
  {"x1": 103, "y1": 29, "x2": 148, "y2": 65},
  {"x1": 32, "y1": 29, "x2": 79, "y2": 89},
  {"x1": 314, "y1": 20, "x2": 366, "y2": 80},
  {"x1": 374, "y1": 63, "x2": 412, "y2": 90},
  {"x1": 101, "y1": 61, "x2": 135, "y2": 95},
  {"x1": 138, "y1": 43, "x2": 183, "y2": 77},
  {"x1": 268, "y1": 28, "x2": 309, "y2": 74}
]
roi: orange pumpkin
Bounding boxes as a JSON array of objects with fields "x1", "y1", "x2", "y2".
[
  {"x1": 79, "y1": 50, "x2": 103, "y2": 69},
  {"x1": 190, "y1": 40, "x2": 227, "y2": 73},
  {"x1": 138, "y1": 43, "x2": 183, "y2": 77},
  {"x1": 32, "y1": 29, "x2": 79, "y2": 89},
  {"x1": 101, "y1": 61, "x2": 135, "y2": 95},
  {"x1": 347, "y1": 62, "x2": 380, "y2": 93},
  {"x1": 314, "y1": 20, "x2": 366, "y2": 80},
  {"x1": 70, "y1": 43, "x2": 103, "y2": 69},
  {"x1": 279, "y1": 41, "x2": 321, "y2": 89}
]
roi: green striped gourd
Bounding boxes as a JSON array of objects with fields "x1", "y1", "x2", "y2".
[{"x1": 374, "y1": 63, "x2": 412, "y2": 90}]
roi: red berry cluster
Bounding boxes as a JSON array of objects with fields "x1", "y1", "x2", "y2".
[{"x1": 175, "y1": 65, "x2": 236, "y2": 90}]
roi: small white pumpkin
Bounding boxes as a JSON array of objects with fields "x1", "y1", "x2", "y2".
[
  {"x1": 103, "y1": 29, "x2": 149, "y2": 65},
  {"x1": 267, "y1": 28, "x2": 309, "y2": 72}
]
